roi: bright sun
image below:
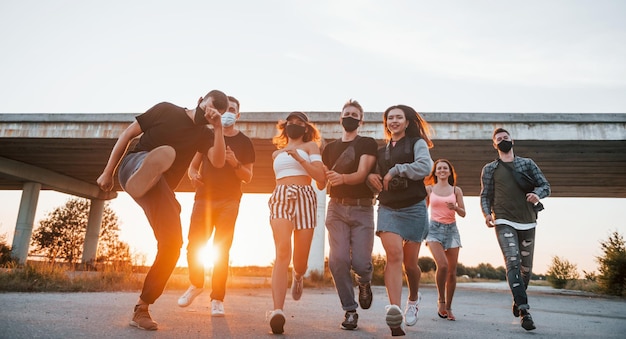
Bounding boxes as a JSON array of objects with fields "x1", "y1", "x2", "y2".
[{"x1": 199, "y1": 245, "x2": 218, "y2": 269}]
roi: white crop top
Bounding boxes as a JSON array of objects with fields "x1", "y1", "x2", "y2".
[{"x1": 273, "y1": 149, "x2": 322, "y2": 179}]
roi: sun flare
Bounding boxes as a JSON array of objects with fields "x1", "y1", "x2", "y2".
[{"x1": 199, "y1": 245, "x2": 218, "y2": 269}]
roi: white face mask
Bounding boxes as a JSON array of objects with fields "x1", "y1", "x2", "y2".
[{"x1": 221, "y1": 112, "x2": 237, "y2": 127}]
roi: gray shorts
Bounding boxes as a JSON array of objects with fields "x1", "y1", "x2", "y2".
[
  {"x1": 425, "y1": 220, "x2": 462, "y2": 250},
  {"x1": 376, "y1": 200, "x2": 429, "y2": 242}
]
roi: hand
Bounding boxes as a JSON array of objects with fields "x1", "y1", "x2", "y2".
[
  {"x1": 190, "y1": 173, "x2": 204, "y2": 188},
  {"x1": 97, "y1": 173, "x2": 113, "y2": 192},
  {"x1": 325, "y1": 170, "x2": 344, "y2": 187},
  {"x1": 284, "y1": 148, "x2": 304, "y2": 163},
  {"x1": 485, "y1": 215, "x2": 495, "y2": 228},
  {"x1": 205, "y1": 107, "x2": 222, "y2": 128},
  {"x1": 367, "y1": 173, "x2": 383, "y2": 193},
  {"x1": 446, "y1": 202, "x2": 456, "y2": 210},
  {"x1": 526, "y1": 192, "x2": 540, "y2": 204},
  {"x1": 225, "y1": 146, "x2": 238, "y2": 167},
  {"x1": 382, "y1": 173, "x2": 393, "y2": 191}
]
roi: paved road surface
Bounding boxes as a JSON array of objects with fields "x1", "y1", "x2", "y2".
[{"x1": 1, "y1": 283, "x2": 624, "y2": 338}]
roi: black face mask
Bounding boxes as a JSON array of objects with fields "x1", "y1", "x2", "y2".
[
  {"x1": 341, "y1": 117, "x2": 360, "y2": 132},
  {"x1": 286, "y1": 124, "x2": 306, "y2": 139},
  {"x1": 497, "y1": 140, "x2": 513, "y2": 153},
  {"x1": 194, "y1": 104, "x2": 209, "y2": 125}
]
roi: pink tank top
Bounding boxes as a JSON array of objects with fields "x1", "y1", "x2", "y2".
[{"x1": 430, "y1": 190, "x2": 456, "y2": 224}]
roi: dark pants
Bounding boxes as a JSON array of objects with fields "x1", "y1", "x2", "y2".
[
  {"x1": 495, "y1": 224, "x2": 536, "y2": 310},
  {"x1": 119, "y1": 152, "x2": 183, "y2": 304},
  {"x1": 186, "y1": 198, "x2": 240, "y2": 301}
]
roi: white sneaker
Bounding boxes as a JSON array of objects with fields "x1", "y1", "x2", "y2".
[
  {"x1": 404, "y1": 292, "x2": 422, "y2": 326},
  {"x1": 177, "y1": 285, "x2": 203, "y2": 307},
  {"x1": 211, "y1": 300, "x2": 225, "y2": 317},
  {"x1": 385, "y1": 304, "x2": 405, "y2": 336}
]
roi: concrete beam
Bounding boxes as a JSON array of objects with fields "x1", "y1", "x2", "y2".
[{"x1": 0, "y1": 156, "x2": 116, "y2": 200}]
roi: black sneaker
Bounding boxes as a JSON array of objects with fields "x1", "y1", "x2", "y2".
[
  {"x1": 341, "y1": 310, "x2": 358, "y2": 330},
  {"x1": 358, "y1": 282, "x2": 372, "y2": 309},
  {"x1": 512, "y1": 303, "x2": 519, "y2": 317},
  {"x1": 520, "y1": 310, "x2": 536, "y2": 331}
]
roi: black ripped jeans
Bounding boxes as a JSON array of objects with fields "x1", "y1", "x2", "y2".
[{"x1": 495, "y1": 224, "x2": 536, "y2": 311}]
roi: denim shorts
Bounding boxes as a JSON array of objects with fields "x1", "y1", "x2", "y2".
[
  {"x1": 376, "y1": 200, "x2": 429, "y2": 242},
  {"x1": 425, "y1": 220, "x2": 462, "y2": 250}
]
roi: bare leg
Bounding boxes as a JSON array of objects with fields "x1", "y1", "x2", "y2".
[
  {"x1": 379, "y1": 232, "x2": 404, "y2": 306},
  {"x1": 270, "y1": 218, "x2": 293, "y2": 310},
  {"x1": 403, "y1": 241, "x2": 422, "y2": 302},
  {"x1": 428, "y1": 241, "x2": 448, "y2": 315},
  {"x1": 445, "y1": 247, "x2": 460, "y2": 320}
]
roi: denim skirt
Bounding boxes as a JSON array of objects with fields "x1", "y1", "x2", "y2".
[{"x1": 376, "y1": 200, "x2": 429, "y2": 242}]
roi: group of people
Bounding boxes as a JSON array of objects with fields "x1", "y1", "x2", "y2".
[{"x1": 97, "y1": 90, "x2": 550, "y2": 336}]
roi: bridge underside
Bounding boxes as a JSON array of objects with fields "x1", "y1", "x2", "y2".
[{"x1": 1, "y1": 137, "x2": 624, "y2": 198}]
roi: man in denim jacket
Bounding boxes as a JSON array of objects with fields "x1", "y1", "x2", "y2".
[{"x1": 480, "y1": 127, "x2": 550, "y2": 332}]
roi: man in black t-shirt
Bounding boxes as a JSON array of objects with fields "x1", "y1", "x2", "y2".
[
  {"x1": 321, "y1": 99, "x2": 378, "y2": 331},
  {"x1": 177, "y1": 96, "x2": 256, "y2": 317},
  {"x1": 97, "y1": 90, "x2": 228, "y2": 331}
]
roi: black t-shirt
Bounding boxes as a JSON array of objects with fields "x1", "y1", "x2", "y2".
[
  {"x1": 195, "y1": 131, "x2": 256, "y2": 201},
  {"x1": 132, "y1": 102, "x2": 213, "y2": 189},
  {"x1": 322, "y1": 136, "x2": 378, "y2": 199}
]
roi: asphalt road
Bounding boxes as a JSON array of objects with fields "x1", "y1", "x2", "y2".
[{"x1": 0, "y1": 283, "x2": 624, "y2": 338}]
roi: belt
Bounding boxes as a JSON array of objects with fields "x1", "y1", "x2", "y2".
[{"x1": 331, "y1": 197, "x2": 375, "y2": 206}]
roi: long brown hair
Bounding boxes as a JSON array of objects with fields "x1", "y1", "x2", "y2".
[
  {"x1": 425, "y1": 159, "x2": 457, "y2": 186},
  {"x1": 382, "y1": 104, "x2": 434, "y2": 148}
]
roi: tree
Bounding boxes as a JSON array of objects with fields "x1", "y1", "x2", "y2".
[
  {"x1": 0, "y1": 233, "x2": 14, "y2": 266},
  {"x1": 418, "y1": 256, "x2": 436, "y2": 273},
  {"x1": 31, "y1": 198, "x2": 130, "y2": 266},
  {"x1": 546, "y1": 256, "x2": 579, "y2": 289},
  {"x1": 596, "y1": 231, "x2": 626, "y2": 296}
]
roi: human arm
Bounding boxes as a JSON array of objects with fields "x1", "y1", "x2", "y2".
[
  {"x1": 384, "y1": 139, "x2": 433, "y2": 190},
  {"x1": 97, "y1": 121, "x2": 142, "y2": 192},
  {"x1": 225, "y1": 145, "x2": 253, "y2": 183},
  {"x1": 480, "y1": 163, "x2": 495, "y2": 227},
  {"x1": 425, "y1": 185, "x2": 432, "y2": 207},
  {"x1": 187, "y1": 152, "x2": 204, "y2": 188},
  {"x1": 206, "y1": 119, "x2": 226, "y2": 168},
  {"x1": 327, "y1": 154, "x2": 376, "y2": 187},
  {"x1": 528, "y1": 158, "x2": 551, "y2": 201},
  {"x1": 451, "y1": 186, "x2": 466, "y2": 217}
]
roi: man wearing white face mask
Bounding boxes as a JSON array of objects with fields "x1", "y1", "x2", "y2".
[{"x1": 178, "y1": 96, "x2": 256, "y2": 317}]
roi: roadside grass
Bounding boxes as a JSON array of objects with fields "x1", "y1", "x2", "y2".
[{"x1": 0, "y1": 262, "x2": 600, "y2": 294}]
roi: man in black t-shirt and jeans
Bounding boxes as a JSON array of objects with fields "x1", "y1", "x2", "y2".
[
  {"x1": 97, "y1": 90, "x2": 228, "y2": 331},
  {"x1": 321, "y1": 99, "x2": 378, "y2": 331},
  {"x1": 177, "y1": 96, "x2": 256, "y2": 317}
]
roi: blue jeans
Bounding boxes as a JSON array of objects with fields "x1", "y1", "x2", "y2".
[
  {"x1": 186, "y1": 198, "x2": 241, "y2": 301},
  {"x1": 325, "y1": 200, "x2": 375, "y2": 311},
  {"x1": 495, "y1": 224, "x2": 536, "y2": 310},
  {"x1": 119, "y1": 152, "x2": 183, "y2": 304}
]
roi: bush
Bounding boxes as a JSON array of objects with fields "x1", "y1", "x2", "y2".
[
  {"x1": 547, "y1": 256, "x2": 579, "y2": 289},
  {"x1": 596, "y1": 231, "x2": 626, "y2": 296},
  {"x1": 0, "y1": 234, "x2": 15, "y2": 266}
]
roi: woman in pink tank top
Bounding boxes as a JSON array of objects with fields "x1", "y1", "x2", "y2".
[{"x1": 424, "y1": 159, "x2": 466, "y2": 321}]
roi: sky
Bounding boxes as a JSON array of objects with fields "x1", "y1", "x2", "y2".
[{"x1": 0, "y1": 1, "x2": 625, "y2": 275}]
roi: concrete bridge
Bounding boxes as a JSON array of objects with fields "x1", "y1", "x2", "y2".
[{"x1": 1, "y1": 112, "x2": 625, "y2": 271}]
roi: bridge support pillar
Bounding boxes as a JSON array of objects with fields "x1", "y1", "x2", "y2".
[
  {"x1": 11, "y1": 182, "x2": 41, "y2": 264},
  {"x1": 307, "y1": 185, "x2": 326, "y2": 277},
  {"x1": 82, "y1": 199, "x2": 104, "y2": 266}
]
